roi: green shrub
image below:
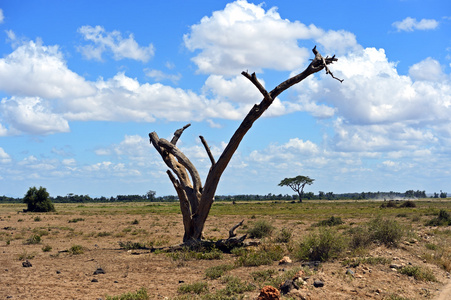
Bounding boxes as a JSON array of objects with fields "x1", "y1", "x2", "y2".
[
  {"x1": 347, "y1": 226, "x2": 371, "y2": 250},
  {"x1": 218, "y1": 276, "x2": 255, "y2": 296},
  {"x1": 23, "y1": 186, "x2": 55, "y2": 212},
  {"x1": 68, "y1": 218, "x2": 84, "y2": 223},
  {"x1": 235, "y1": 244, "x2": 284, "y2": 267},
  {"x1": 295, "y1": 227, "x2": 346, "y2": 262},
  {"x1": 178, "y1": 281, "x2": 208, "y2": 294},
  {"x1": 274, "y1": 228, "x2": 292, "y2": 243},
  {"x1": 106, "y1": 287, "x2": 149, "y2": 300},
  {"x1": 399, "y1": 200, "x2": 416, "y2": 208},
  {"x1": 250, "y1": 269, "x2": 277, "y2": 283},
  {"x1": 42, "y1": 244, "x2": 52, "y2": 252},
  {"x1": 399, "y1": 265, "x2": 437, "y2": 282},
  {"x1": 314, "y1": 216, "x2": 344, "y2": 227},
  {"x1": 118, "y1": 241, "x2": 148, "y2": 250},
  {"x1": 69, "y1": 244, "x2": 84, "y2": 255},
  {"x1": 247, "y1": 220, "x2": 274, "y2": 239},
  {"x1": 24, "y1": 234, "x2": 41, "y2": 245},
  {"x1": 132, "y1": 219, "x2": 140, "y2": 225},
  {"x1": 380, "y1": 200, "x2": 398, "y2": 208},
  {"x1": 34, "y1": 216, "x2": 42, "y2": 222},
  {"x1": 205, "y1": 264, "x2": 234, "y2": 279},
  {"x1": 426, "y1": 209, "x2": 451, "y2": 226},
  {"x1": 367, "y1": 217, "x2": 404, "y2": 247}
]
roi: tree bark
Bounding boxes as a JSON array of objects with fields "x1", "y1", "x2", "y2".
[{"x1": 149, "y1": 46, "x2": 341, "y2": 244}]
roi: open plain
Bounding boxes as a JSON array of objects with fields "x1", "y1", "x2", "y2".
[{"x1": 1, "y1": 200, "x2": 451, "y2": 299}]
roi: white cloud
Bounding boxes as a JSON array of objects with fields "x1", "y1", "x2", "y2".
[
  {"x1": 0, "y1": 9, "x2": 4, "y2": 23},
  {"x1": 1, "y1": 97, "x2": 70, "y2": 135},
  {"x1": 392, "y1": 17, "x2": 439, "y2": 32},
  {"x1": 408, "y1": 57, "x2": 445, "y2": 81},
  {"x1": 78, "y1": 25, "x2": 154, "y2": 62},
  {"x1": 183, "y1": 0, "x2": 358, "y2": 75},
  {"x1": 144, "y1": 69, "x2": 181, "y2": 83},
  {"x1": 0, "y1": 35, "x2": 95, "y2": 99},
  {"x1": 0, "y1": 147, "x2": 11, "y2": 163}
]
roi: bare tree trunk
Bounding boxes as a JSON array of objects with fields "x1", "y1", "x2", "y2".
[{"x1": 149, "y1": 46, "x2": 341, "y2": 244}]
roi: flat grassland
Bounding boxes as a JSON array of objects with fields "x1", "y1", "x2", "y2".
[{"x1": 1, "y1": 200, "x2": 451, "y2": 299}]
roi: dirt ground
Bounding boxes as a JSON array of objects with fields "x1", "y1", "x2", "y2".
[{"x1": 0, "y1": 204, "x2": 450, "y2": 299}]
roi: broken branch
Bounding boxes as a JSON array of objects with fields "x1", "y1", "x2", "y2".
[{"x1": 199, "y1": 135, "x2": 216, "y2": 165}]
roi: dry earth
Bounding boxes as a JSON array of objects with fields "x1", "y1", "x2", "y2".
[{"x1": 0, "y1": 203, "x2": 450, "y2": 299}]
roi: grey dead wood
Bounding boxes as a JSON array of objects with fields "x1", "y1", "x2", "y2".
[{"x1": 149, "y1": 46, "x2": 341, "y2": 247}]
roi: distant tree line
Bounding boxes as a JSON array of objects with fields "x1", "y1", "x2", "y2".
[{"x1": 0, "y1": 189, "x2": 448, "y2": 204}]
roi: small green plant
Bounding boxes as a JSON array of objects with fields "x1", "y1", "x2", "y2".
[
  {"x1": 425, "y1": 243, "x2": 438, "y2": 250},
  {"x1": 205, "y1": 264, "x2": 234, "y2": 279},
  {"x1": 217, "y1": 276, "x2": 255, "y2": 296},
  {"x1": 42, "y1": 244, "x2": 52, "y2": 252},
  {"x1": 18, "y1": 250, "x2": 36, "y2": 260},
  {"x1": 118, "y1": 241, "x2": 148, "y2": 250},
  {"x1": 24, "y1": 234, "x2": 41, "y2": 245},
  {"x1": 399, "y1": 265, "x2": 437, "y2": 282},
  {"x1": 367, "y1": 217, "x2": 404, "y2": 247},
  {"x1": 274, "y1": 227, "x2": 292, "y2": 243},
  {"x1": 250, "y1": 269, "x2": 277, "y2": 283},
  {"x1": 247, "y1": 220, "x2": 274, "y2": 239},
  {"x1": 426, "y1": 209, "x2": 451, "y2": 226},
  {"x1": 295, "y1": 227, "x2": 346, "y2": 262},
  {"x1": 132, "y1": 219, "x2": 139, "y2": 225},
  {"x1": 347, "y1": 226, "x2": 371, "y2": 250},
  {"x1": 69, "y1": 244, "x2": 84, "y2": 255},
  {"x1": 178, "y1": 281, "x2": 208, "y2": 294},
  {"x1": 68, "y1": 218, "x2": 85, "y2": 223},
  {"x1": 235, "y1": 244, "x2": 284, "y2": 267},
  {"x1": 106, "y1": 287, "x2": 149, "y2": 300},
  {"x1": 34, "y1": 216, "x2": 42, "y2": 222},
  {"x1": 314, "y1": 216, "x2": 344, "y2": 227},
  {"x1": 97, "y1": 231, "x2": 112, "y2": 237}
]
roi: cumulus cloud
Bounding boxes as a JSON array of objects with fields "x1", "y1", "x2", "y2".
[
  {"x1": 0, "y1": 97, "x2": 70, "y2": 135},
  {"x1": 392, "y1": 17, "x2": 439, "y2": 32},
  {"x1": 78, "y1": 25, "x2": 154, "y2": 62},
  {"x1": 0, "y1": 34, "x2": 95, "y2": 99},
  {"x1": 0, "y1": 9, "x2": 4, "y2": 23},
  {"x1": 183, "y1": 0, "x2": 359, "y2": 75},
  {"x1": 295, "y1": 47, "x2": 451, "y2": 152}
]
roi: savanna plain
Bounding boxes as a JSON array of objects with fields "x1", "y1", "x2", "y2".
[{"x1": 1, "y1": 200, "x2": 451, "y2": 300}]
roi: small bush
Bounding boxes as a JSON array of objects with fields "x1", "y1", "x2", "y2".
[
  {"x1": 219, "y1": 276, "x2": 255, "y2": 295},
  {"x1": 235, "y1": 244, "x2": 284, "y2": 267},
  {"x1": 295, "y1": 227, "x2": 346, "y2": 262},
  {"x1": 426, "y1": 209, "x2": 451, "y2": 226},
  {"x1": 24, "y1": 234, "x2": 41, "y2": 245},
  {"x1": 42, "y1": 244, "x2": 52, "y2": 252},
  {"x1": 348, "y1": 226, "x2": 371, "y2": 250},
  {"x1": 106, "y1": 287, "x2": 149, "y2": 300},
  {"x1": 250, "y1": 269, "x2": 277, "y2": 283},
  {"x1": 314, "y1": 216, "x2": 344, "y2": 227},
  {"x1": 274, "y1": 228, "x2": 292, "y2": 243},
  {"x1": 367, "y1": 217, "x2": 404, "y2": 247},
  {"x1": 178, "y1": 281, "x2": 208, "y2": 294},
  {"x1": 205, "y1": 264, "x2": 234, "y2": 279},
  {"x1": 399, "y1": 200, "x2": 416, "y2": 208},
  {"x1": 132, "y1": 219, "x2": 140, "y2": 225},
  {"x1": 69, "y1": 244, "x2": 84, "y2": 255},
  {"x1": 118, "y1": 241, "x2": 148, "y2": 250},
  {"x1": 380, "y1": 200, "x2": 398, "y2": 208},
  {"x1": 247, "y1": 220, "x2": 274, "y2": 239},
  {"x1": 34, "y1": 216, "x2": 42, "y2": 222},
  {"x1": 68, "y1": 218, "x2": 84, "y2": 223},
  {"x1": 399, "y1": 265, "x2": 437, "y2": 282}
]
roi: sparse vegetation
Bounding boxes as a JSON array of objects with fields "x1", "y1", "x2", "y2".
[
  {"x1": 399, "y1": 265, "x2": 437, "y2": 282},
  {"x1": 24, "y1": 234, "x2": 41, "y2": 245},
  {"x1": 68, "y1": 244, "x2": 84, "y2": 255},
  {"x1": 106, "y1": 287, "x2": 149, "y2": 300},
  {"x1": 295, "y1": 227, "x2": 346, "y2": 262},
  {"x1": 426, "y1": 209, "x2": 451, "y2": 226},
  {"x1": 177, "y1": 281, "x2": 208, "y2": 294},
  {"x1": 247, "y1": 220, "x2": 274, "y2": 239},
  {"x1": 367, "y1": 216, "x2": 404, "y2": 247},
  {"x1": 205, "y1": 264, "x2": 234, "y2": 279},
  {"x1": 314, "y1": 216, "x2": 344, "y2": 227}
]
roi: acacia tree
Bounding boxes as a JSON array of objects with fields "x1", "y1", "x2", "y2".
[
  {"x1": 149, "y1": 46, "x2": 341, "y2": 244},
  {"x1": 278, "y1": 175, "x2": 315, "y2": 203},
  {"x1": 23, "y1": 186, "x2": 55, "y2": 212}
]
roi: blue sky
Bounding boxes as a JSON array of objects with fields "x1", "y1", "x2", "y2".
[{"x1": 0, "y1": 0, "x2": 450, "y2": 198}]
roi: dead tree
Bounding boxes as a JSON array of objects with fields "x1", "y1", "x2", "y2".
[{"x1": 149, "y1": 46, "x2": 341, "y2": 245}]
